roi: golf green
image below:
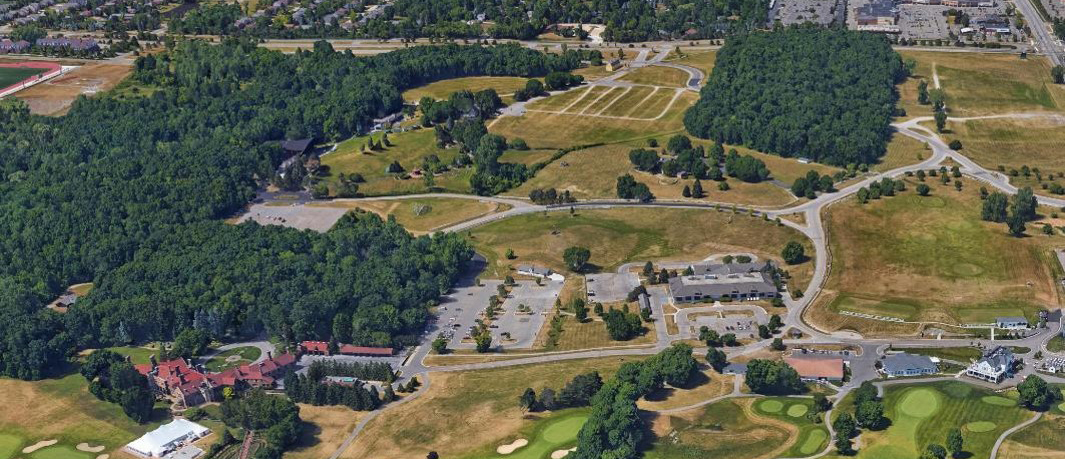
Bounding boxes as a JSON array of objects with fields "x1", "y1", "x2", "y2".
[
  {"x1": 786, "y1": 404, "x2": 809, "y2": 417},
  {"x1": 758, "y1": 400, "x2": 784, "y2": 413},
  {"x1": 981, "y1": 396, "x2": 1015, "y2": 407},
  {"x1": 799, "y1": 429, "x2": 828, "y2": 455},
  {"x1": 541, "y1": 415, "x2": 586, "y2": 443},
  {"x1": 964, "y1": 421, "x2": 996, "y2": 433},
  {"x1": 29, "y1": 445, "x2": 94, "y2": 459},
  {"x1": 1059, "y1": 401, "x2": 1065, "y2": 413},
  {"x1": 898, "y1": 388, "x2": 940, "y2": 418},
  {"x1": 0, "y1": 434, "x2": 23, "y2": 459}
]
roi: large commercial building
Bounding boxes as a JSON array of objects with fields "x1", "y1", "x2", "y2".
[
  {"x1": 126, "y1": 419, "x2": 209, "y2": 458},
  {"x1": 668, "y1": 261, "x2": 779, "y2": 303}
]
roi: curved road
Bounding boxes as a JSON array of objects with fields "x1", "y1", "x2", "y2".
[{"x1": 327, "y1": 112, "x2": 1065, "y2": 459}]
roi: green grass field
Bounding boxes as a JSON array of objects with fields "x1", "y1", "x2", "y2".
[
  {"x1": 938, "y1": 117, "x2": 1065, "y2": 198},
  {"x1": 1048, "y1": 335, "x2": 1065, "y2": 353},
  {"x1": 646, "y1": 397, "x2": 826, "y2": 459},
  {"x1": 320, "y1": 129, "x2": 472, "y2": 196},
  {"x1": 204, "y1": 346, "x2": 261, "y2": 372},
  {"x1": 904, "y1": 346, "x2": 982, "y2": 362},
  {"x1": 458, "y1": 410, "x2": 588, "y2": 459},
  {"x1": 815, "y1": 181, "x2": 1057, "y2": 334},
  {"x1": 666, "y1": 50, "x2": 717, "y2": 76},
  {"x1": 618, "y1": 66, "x2": 689, "y2": 87},
  {"x1": 897, "y1": 51, "x2": 1065, "y2": 116},
  {"x1": 402, "y1": 76, "x2": 530, "y2": 102},
  {"x1": 0, "y1": 66, "x2": 46, "y2": 89},
  {"x1": 827, "y1": 381, "x2": 1030, "y2": 459},
  {"x1": 467, "y1": 207, "x2": 813, "y2": 284},
  {"x1": 309, "y1": 197, "x2": 508, "y2": 235}
]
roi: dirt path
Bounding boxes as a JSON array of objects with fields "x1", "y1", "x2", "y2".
[{"x1": 932, "y1": 62, "x2": 941, "y2": 89}]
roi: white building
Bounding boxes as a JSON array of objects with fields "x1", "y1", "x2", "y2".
[
  {"x1": 995, "y1": 316, "x2": 1028, "y2": 329},
  {"x1": 965, "y1": 346, "x2": 1015, "y2": 383},
  {"x1": 126, "y1": 419, "x2": 210, "y2": 457}
]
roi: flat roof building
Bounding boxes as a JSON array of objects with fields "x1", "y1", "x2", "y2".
[
  {"x1": 785, "y1": 356, "x2": 845, "y2": 381},
  {"x1": 669, "y1": 261, "x2": 779, "y2": 303},
  {"x1": 126, "y1": 419, "x2": 209, "y2": 457},
  {"x1": 881, "y1": 353, "x2": 937, "y2": 377}
]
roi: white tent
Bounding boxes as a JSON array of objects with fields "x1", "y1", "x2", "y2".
[{"x1": 127, "y1": 419, "x2": 210, "y2": 457}]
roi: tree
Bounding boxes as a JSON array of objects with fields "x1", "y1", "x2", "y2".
[
  {"x1": 768, "y1": 314, "x2": 783, "y2": 331},
  {"x1": 563, "y1": 246, "x2": 591, "y2": 272},
  {"x1": 519, "y1": 388, "x2": 537, "y2": 412},
  {"x1": 721, "y1": 333, "x2": 738, "y2": 346},
  {"x1": 744, "y1": 359, "x2": 804, "y2": 395},
  {"x1": 431, "y1": 337, "x2": 448, "y2": 354},
  {"x1": 1052, "y1": 65, "x2": 1065, "y2": 84},
  {"x1": 505, "y1": 249, "x2": 516, "y2": 259},
  {"x1": 982, "y1": 191, "x2": 1009, "y2": 222},
  {"x1": 1017, "y1": 374, "x2": 1059, "y2": 410},
  {"x1": 700, "y1": 328, "x2": 721, "y2": 347},
  {"x1": 667, "y1": 135, "x2": 692, "y2": 153},
  {"x1": 813, "y1": 393, "x2": 832, "y2": 413},
  {"x1": 691, "y1": 179, "x2": 704, "y2": 198},
  {"x1": 934, "y1": 111, "x2": 948, "y2": 133},
  {"x1": 705, "y1": 347, "x2": 727, "y2": 372},
  {"x1": 771, "y1": 338, "x2": 786, "y2": 351},
  {"x1": 1007, "y1": 212, "x2": 1027, "y2": 237},
  {"x1": 855, "y1": 400, "x2": 885, "y2": 429},
  {"x1": 917, "y1": 79, "x2": 930, "y2": 104},
  {"x1": 643, "y1": 261, "x2": 655, "y2": 279},
  {"x1": 616, "y1": 174, "x2": 654, "y2": 201},
  {"x1": 916, "y1": 183, "x2": 931, "y2": 196},
  {"x1": 171, "y1": 328, "x2": 210, "y2": 360},
  {"x1": 782, "y1": 241, "x2": 805, "y2": 264},
  {"x1": 474, "y1": 332, "x2": 492, "y2": 353},
  {"x1": 1011, "y1": 187, "x2": 1037, "y2": 221},
  {"x1": 758, "y1": 324, "x2": 771, "y2": 339},
  {"x1": 833, "y1": 413, "x2": 857, "y2": 455},
  {"x1": 946, "y1": 428, "x2": 964, "y2": 459},
  {"x1": 682, "y1": 185, "x2": 691, "y2": 197},
  {"x1": 925, "y1": 443, "x2": 947, "y2": 459},
  {"x1": 573, "y1": 298, "x2": 589, "y2": 321}
]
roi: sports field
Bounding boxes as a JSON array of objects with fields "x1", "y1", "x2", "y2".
[
  {"x1": 0, "y1": 65, "x2": 47, "y2": 89},
  {"x1": 826, "y1": 380, "x2": 1030, "y2": 459},
  {"x1": 467, "y1": 207, "x2": 813, "y2": 285},
  {"x1": 812, "y1": 179, "x2": 1058, "y2": 335},
  {"x1": 340, "y1": 356, "x2": 640, "y2": 459},
  {"x1": 490, "y1": 86, "x2": 695, "y2": 148},
  {"x1": 646, "y1": 397, "x2": 827, "y2": 459},
  {"x1": 309, "y1": 197, "x2": 509, "y2": 235},
  {"x1": 897, "y1": 51, "x2": 1065, "y2": 116}
]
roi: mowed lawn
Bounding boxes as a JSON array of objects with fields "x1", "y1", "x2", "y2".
[
  {"x1": 458, "y1": 410, "x2": 589, "y2": 459},
  {"x1": 645, "y1": 397, "x2": 826, "y2": 459},
  {"x1": 897, "y1": 51, "x2": 1065, "y2": 116},
  {"x1": 0, "y1": 371, "x2": 166, "y2": 458},
  {"x1": 666, "y1": 50, "x2": 717, "y2": 76},
  {"x1": 0, "y1": 65, "x2": 46, "y2": 88},
  {"x1": 320, "y1": 129, "x2": 473, "y2": 196},
  {"x1": 816, "y1": 179, "x2": 1059, "y2": 333},
  {"x1": 467, "y1": 207, "x2": 814, "y2": 287},
  {"x1": 490, "y1": 89, "x2": 695, "y2": 148},
  {"x1": 939, "y1": 117, "x2": 1065, "y2": 197},
  {"x1": 309, "y1": 197, "x2": 509, "y2": 235},
  {"x1": 340, "y1": 357, "x2": 640, "y2": 459},
  {"x1": 401, "y1": 76, "x2": 530, "y2": 102},
  {"x1": 826, "y1": 381, "x2": 1031, "y2": 459},
  {"x1": 509, "y1": 143, "x2": 799, "y2": 207}
]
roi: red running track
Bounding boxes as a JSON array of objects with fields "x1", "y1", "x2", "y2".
[{"x1": 0, "y1": 61, "x2": 62, "y2": 95}]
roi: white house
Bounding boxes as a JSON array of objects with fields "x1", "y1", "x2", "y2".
[
  {"x1": 965, "y1": 346, "x2": 1015, "y2": 383},
  {"x1": 126, "y1": 419, "x2": 210, "y2": 457}
]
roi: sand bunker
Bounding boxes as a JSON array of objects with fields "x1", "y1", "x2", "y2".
[
  {"x1": 496, "y1": 439, "x2": 529, "y2": 454},
  {"x1": 77, "y1": 443, "x2": 106, "y2": 453},
  {"x1": 22, "y1": 439, "x2": 57, "y2": 454},
  {"x1": 96, "y1": 454, "x2": 110, "y2": 459},
  {"x1": 551, "y1": 447, "x2": 577, "y2": 459}
]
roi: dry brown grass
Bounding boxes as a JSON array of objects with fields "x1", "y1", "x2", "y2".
[
  {"x1": 401, "y1": 76, "x2": 529, "y2": 102},
  {"x1": 811, "y1": 179, "x2": 1059, "y2": 335},
  {"x1": 873, "y1": 132, "x2": 931, "y2": 172},
  {"x1": 637, "y1": 369, "x2": 733, "y2": 411},
  {"x1": 341, "y1": 357, "x2": 640, "y2": 459},
  {"x1": 618, "y1": 66, "x2": 690, "y2": 87},
  {"x1": 939, "y1": 117, "x2": 1065, "y2": 197},
  {"x1": 15, "y1": 63, "x2": 132, "y2": 115},
  {"x1": 285, "y1": 405, "x2": 367, "y2": 459},
  {"x1": 666, "y1": 50, "x2": 717, "y2": 76},
  {"x1": 309, "y1": 198, "x2": 507, "y2": 235},
  {"x1": 553, "y1": 315, "x2": 657, "y2": 351}
]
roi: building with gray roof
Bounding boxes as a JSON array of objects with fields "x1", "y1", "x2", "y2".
[
  {"x1": 881, "y1": 352, "x2": 937, "y2": 377},
  {"x1": 668, "y1": 261, "x2": 779, "y2": 303},
  {"x1": 965, "y1": 346, "x2": 1015, "y2": 383},
  {"x1": 995, "y1": 316, "x2": 1028, "y2": 329}
]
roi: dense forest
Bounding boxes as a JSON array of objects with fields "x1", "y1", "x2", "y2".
[
  {"x1": 0, "y1": 40, "x2": 588, "y2": 381},
  {"x1": 358, "y1": 0, "x2": 768, "y2": 41},
  {"x1": 684, "y1": 26, "x2": 908, "y2": 166}
]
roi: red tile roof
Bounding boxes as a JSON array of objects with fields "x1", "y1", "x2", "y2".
[{"x1": 338, "y1": 344, "x2": 393, "y2": 356}]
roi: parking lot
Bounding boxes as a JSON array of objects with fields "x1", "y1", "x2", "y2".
[
  {"x1": 897, "y1": 4, "x2": 1017, "y2": 40},
  {"x1": 770, "y1": 0, "x2": 843, "y2": 26},
  {"x1": 586, "y1": 272, "x2": 640, "y2": 303},
  {"x1": 437, "y1": 278, "x2": 563, "y2": 350},
  {"x1": 692, "y1": 312, "x2": 763, "y2": 340}
]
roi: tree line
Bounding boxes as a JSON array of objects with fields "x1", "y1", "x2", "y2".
[
  {"x1": 80, "y1": 350, "x2": 155, "y2": 423},
  {"x1": 0, "y1": 40, "x2": 587, "y2": 381},
  {"x1": 220, "y1": 390, "x2": 302, "y2": 459},
  {"x1": 684, "y1": 26, "x2": 908, "y2": 167}
]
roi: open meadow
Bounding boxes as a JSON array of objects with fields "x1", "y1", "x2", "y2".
[
  {"x1": 998, "y1": 412, "x2": 1065, "y2": 459},
  {"x1": 467, "y1": 207, "x2": 814, "y2": 285},
  {"x1": 897, "y1": 51, "x2": 1065, "y2": 116},
  {"x1": 402, "y1": 76, "x2": 530, "y2": 102},
  {"x1": 320, "y1": 129, "x2": 471, "y2": 195},
  {"x1": 826, "y1": 380, "x2": 1031, "y2": 459},
  {"x1": 340, "y1": 357, "x2": 640, "y2": 459},
  {"x1": 665, "y1": 50, "x2": 717, "y2": 75},
  {"x1": 284, "y1": 405, "x2": 368, "y2": 459},
  {"x1": 810, "y1": 178, "x2": 1060, "y2": 335},
  {"x1": 14, "y1": 63, "x2": 132, "y2": 116},
  {"x1": 618, "y1": 66, "x2": 690, "y2": 87},
  {"x1": 938, "y1": 117, "x2": 1065, "y2": 197},
  {"x1": 645, "y1": 397, "x2": 828, "y2": 459},
  {"x1": 309, "y1": 197, "x2": 510, "y2": 235}
]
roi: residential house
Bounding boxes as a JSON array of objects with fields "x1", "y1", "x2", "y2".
[
  {"x1": 668, "y1": 261, "x2": 779, "y2": 303},
  {"x1": 965, "y1": 346, "x2": 1015, "y2": 383},
  {"x1": 881, "y1": 353, "x2": 938, "y2": 377},
  {"x1": 0, "y1": 39, "x2": 30, "y2": 54},
  {"x1": 784, "y1": 356, "x2": 844, "y2": 382},
  {"x1": 606, "y1": 58, "x2": 624, "y2": 72}
]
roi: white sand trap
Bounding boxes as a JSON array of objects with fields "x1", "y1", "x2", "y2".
[
  {"x1": 77, "y1": 443, "x2": 106, "y2": 453},
  {"x1": 96, "y1": 454, "x2": 110, "y2": 459},
  {"x1": 551, "y1": 447, "x2": 577, "y2": 459},
  {"x1": 496, "y1": 439, "x2": 529, "y2": 454},
  {"x1": 22, "y1": 440, "x2": 57, "y2": 454}
]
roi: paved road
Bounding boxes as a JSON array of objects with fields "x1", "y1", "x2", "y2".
[
  {"x1": 197, "y1": 340, "x2": 277, "y2": 366},
  {"x1": 1011, "y1": 0, "x2": 1064, "y2": 66},
  {"x1": 327, "y1": 112, "x2": 1065, "y2": 459}
]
